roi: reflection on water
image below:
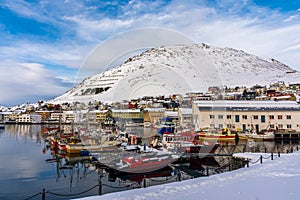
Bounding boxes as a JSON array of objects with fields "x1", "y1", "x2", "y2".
[{"x1": 0, "y1": 124, "x2": 298, "y2": 200}]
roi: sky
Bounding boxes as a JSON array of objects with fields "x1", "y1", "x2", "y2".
[{"x1": 1, "y1": 0, "x2": 300, "y2": 106}]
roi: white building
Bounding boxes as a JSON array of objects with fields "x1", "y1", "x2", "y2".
[
  {"x1": 50, "y1": 111, "x2": 76, "y2": 123},
  {"x1": 192, "y1": 100, "x2": 300, "y2": 133},
  {"x1": 178, "y1": 108, "x2": 192, "y2": 128},
  {"x1": 18, "y1": 114, "x2": 42, "y2": 124}
]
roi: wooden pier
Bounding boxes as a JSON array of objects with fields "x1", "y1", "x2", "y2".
[{"x1": 274, "y1": 132, "x2": 300, "y2": 141}]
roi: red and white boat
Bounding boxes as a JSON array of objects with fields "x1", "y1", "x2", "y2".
[{"x1": 158, "y1": 131, "x2": 219, "y2": 155}]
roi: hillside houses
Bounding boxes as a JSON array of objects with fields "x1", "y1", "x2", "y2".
[{"x1": 0, "y1": 82, "x2": 300, "y2": 135}]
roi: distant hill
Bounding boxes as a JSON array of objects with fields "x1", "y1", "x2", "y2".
[
  {"x1": 53, "y1": 43, "x2": 300, "y2": 103},
  {"x1": 0, "y1": 105, "x2": 7, "y2": 112}
]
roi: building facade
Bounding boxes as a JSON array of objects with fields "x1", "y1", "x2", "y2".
[
  {"x1": 192, "y1": 100, "x2": 300, "y2": 133},
  {"x1": 18, "y1": 114, "x2": 42, "y2": 123}
]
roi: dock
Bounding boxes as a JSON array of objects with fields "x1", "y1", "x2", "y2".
[{"x1": 274, "y1": 132, "x2": 300, "y2": 141}]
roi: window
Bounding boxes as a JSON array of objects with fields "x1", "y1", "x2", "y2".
[
  {"x1": 218, "y1": 124, "x2": 223, "y2": 129},
  {"x1": 210, "y1": 115, "x2": 215, "y2": 119},
  {"x1": 253, "y1": 115, "x2": 258, "y2": 120},
  {"x1": 242, "y1": 115, "x2": 247, "y2": 120},
  {"x1": 218, "y1": 115, "x2": 223, "y2": 119},
  {"x1": 235, "y1": 115, "x2": 240, "y2": 122},
  {"x1": 278, "y1": 115, "x2": 283, "y2": 119},
  {"x1": 278, "y1": 124, "x2": 283, "y2": 129},
  {"x1": 227, "y1": 115, "x2": 231, "y2": 119},
  {"x1": 270, "y1": 124, "x2": 275, "y2": 129},
  {"x1": 287, "y1": 124, "x2": 292, "y2": 129},
  {"x1": 287, "y1": 115, "x2": 292, "y2": 120},
  {"x1": 210, "y1": 124, "x2": 214, "y2": 128},
  {"x1": 269, "y1": 115, "x2": 274, "y2": 120},
  {"x1": 261, "y1": 115, "x2": 266, "y2": 123},
  {"x1": 227, "y1": 124, "x2": 232, "y2": 128}
]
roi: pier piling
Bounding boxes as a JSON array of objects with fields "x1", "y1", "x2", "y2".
[
  {"x1": 42, "y1": 189, "x2": 45, "y2": 200},
  {"x1": 271, "y1": 152, "x2": 273, "y2": 160}
]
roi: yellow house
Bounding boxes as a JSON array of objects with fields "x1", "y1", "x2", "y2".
[{"x1": 112, "y1": 109, "x2": 144, "y2": 123}]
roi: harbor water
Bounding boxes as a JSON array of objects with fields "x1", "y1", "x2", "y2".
[{"x1": 0, "y1": 124, "x2": 298, "y2": 200}]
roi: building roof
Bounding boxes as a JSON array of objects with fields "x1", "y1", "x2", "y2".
[
  {"x1": 112, "y1": 109, "x2": 141, "y2": 113},
  {"x1": 194, "y1": 100, "x2": 300, "y2": 111},
  {"x1": 179, "y1": 108, "x2": 192, "y2": 115}
]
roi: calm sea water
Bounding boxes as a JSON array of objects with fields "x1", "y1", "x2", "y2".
[{"x1": 0, "y1": 124, "x2": 297, "y2": 200}]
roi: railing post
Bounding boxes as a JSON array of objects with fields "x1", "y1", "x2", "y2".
[
  {"x1": 260, "y1": 155, "x2": 263, "y2": 164},
  {"x1": 271, "y1": 152, "x2": 273, "y2": 160},
  {"x1": 143, "y1": 175, "x2": 146, "y2": 188},
  {"x1": 206, "y1": 166, "x2": 209, "y2": 176},
  {"x1": 291, "y1": 146, "x2": 293, "y2": 153},
  {"x1": 98, "y1": 181, "x2": 102, "y2": 195},
  {"x1": 278, "y1": 151, "x2": 280, "y2": 157},
  {"x1": 247, "y1": 158, "x2": 249, "y2": 168},
  {"x1": 42, "y1": 189, "x2": 45, "y2": 200},
  {"x1": 177, "y1": 170, "x2": 181, "y2": 182}
]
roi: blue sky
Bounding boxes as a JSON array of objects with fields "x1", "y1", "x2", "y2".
[{"x1": 0, "y1": 0, "x2": 300, "y2": 106}]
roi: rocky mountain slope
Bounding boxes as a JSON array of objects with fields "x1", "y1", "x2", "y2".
[{"x1": 53, "y1": 43, "x2": 300, "y2": 103}]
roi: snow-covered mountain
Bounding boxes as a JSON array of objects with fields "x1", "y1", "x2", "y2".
[
  {"x1": 0, "y1": 105, "x2": 7, "y2": 112},
  {"x1": 53, "y1": 43, "x2": 300, "y2": 103}
]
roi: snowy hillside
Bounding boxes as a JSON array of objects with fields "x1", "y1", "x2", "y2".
[
  {"x1": 0, "y1": 105, "x2": 7, "y2": 112},
  {"x1": 53, "y1": 43, "x2": 300, "y2": 103}
]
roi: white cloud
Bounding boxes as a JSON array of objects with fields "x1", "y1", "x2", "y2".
[
  {"x1": 284, "y1": 15, "x2": 299, "y2": 22},
  {"x1": 0, "y1": 39, "x2": 88, "y2": 69},
  {"x1": 63, "y1": 16, "x2": 134, "y2": 41},
  {"x1": 0, "y1": 61, "x2": 72, "y2": 106}
]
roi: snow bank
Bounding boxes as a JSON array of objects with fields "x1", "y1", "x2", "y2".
[{"x1": 75, "y1": 151, "x2": 300, "y2": 200}]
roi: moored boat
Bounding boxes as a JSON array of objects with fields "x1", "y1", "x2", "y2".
[
  {"x1": 107, "y1": 148, "x2": 175, "y2": 173},
  {"x1": 65, "y1": 139, "x2": 121, "y2": 154},
  {"x1": 156, "y1": 118, "x2": 176, "y2": 135},
  {"x1": 238, "y1": 130, "x2": 275, "y2": 141},
  {"x1": 154, "y1": 131, "x2": 219, "y2": 155},
  {"x1": 198, "y1": 128, "x2": 236, "y2": 141}
]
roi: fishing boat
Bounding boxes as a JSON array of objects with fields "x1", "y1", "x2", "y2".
[
  {"x1": 65, "y1": 134, "x2": 121, "y2": 154},
  {"x1": 242, "y1": 130, "x2": 275, "y2": 141},
  {"x1": 109, "y1": 150, "x2": 175, "y2": 173},
  {"x1": 197, "y1": 128, "x2": 236, "y2": 141},
  {"x1": 156, "y1": 118, "x2": 176, "y2": 135},
  {"x1": 97, "y1": 144, "x2": 176, "y2": 173},
  {"x1": 159, "y1": 131, "x2": 219, "y2": 155}
]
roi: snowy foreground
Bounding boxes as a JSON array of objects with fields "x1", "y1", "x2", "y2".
[{"x1": 76, "y1": 151, "x2": 300, "y2": 200}]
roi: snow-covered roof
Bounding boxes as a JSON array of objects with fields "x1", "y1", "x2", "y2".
[
  {"x1": 179, "y1": 108, "x2": 192, "y2": 115},
  {"x1": 144, "y1": 108, "x2": 165, "y2": 112},
  {"x1": 165, "y1": 111, "x2": 179, "y2": 117},
  {"x1": 194, "y1": 100, "x2": 300, "y2": 111},
  {"x1": 111, "y1": 109, "x2": 141, "y2": 113}
]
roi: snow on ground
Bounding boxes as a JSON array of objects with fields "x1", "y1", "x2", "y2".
[{"x1": 76, "y1": 151, "x2": 300, "y2": 200}]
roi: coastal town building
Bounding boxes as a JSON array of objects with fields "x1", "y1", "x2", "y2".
[
  {"x1": 144, "y1": 108, "x2": 165, "y2": 124},
  {"x1": 85, "y1": 110, "x2": 112, "y2": 124},
  {"x1": 192, "y1": 100, "x2": 300, "y2": 133},
  {"x1": 50, "y1": 111, "x2": 76, "y2": 123},
  {"x1": 111, "y1": 109, "x2": 144, "y2": 124},
  {"x1": 178, "y1": 108, "x2": 193, "y2": 128},
  {"x1": 18, "y1": 114, "x2": 42, "y2": 124}
]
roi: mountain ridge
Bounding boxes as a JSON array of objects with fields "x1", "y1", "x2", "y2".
[{"x1": 53, "y1": 43, "x2": 300, "y2": 103}]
